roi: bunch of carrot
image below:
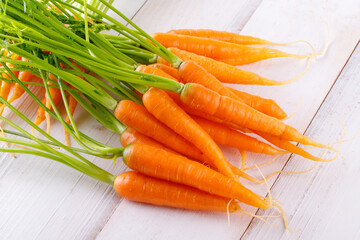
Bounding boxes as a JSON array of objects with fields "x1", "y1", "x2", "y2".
[{"x1": 0, "y1": 0, "x2": 336, "y2": 230}]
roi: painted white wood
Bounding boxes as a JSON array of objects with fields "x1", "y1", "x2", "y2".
[
  {"x1": 242, "y1": 42, "x2": 360, "y2": 239},
  {"x1": 97, "y1": 0, "x2": 360, "y2": 239},
  {"x1": 0, "y1": 1, "x2": 145, "y2": 240}
]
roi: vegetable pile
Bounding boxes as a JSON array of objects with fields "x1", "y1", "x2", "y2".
[{"x1": 0, "y1": 0, "x2": 337, "y2": 230}]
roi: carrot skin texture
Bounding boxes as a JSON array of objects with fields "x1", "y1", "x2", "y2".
[
  {"x1": 114, "y1": 100, "x2": 206, "y2": 162},
  {"x1": 123, "y1": 143, "x2": 269, "y2": 209},
  {"x1": 168, "y1": 29, "x2": 276, "y2": 45},
  {"x1": 152, "y1": 33, "x2": 307, "y2": 65},
  {"x1": 192, "y1": 115, "x2": 283, "y2": 155},
  {"x1": 114, "y1": 171, "x2": 240, "y2": 212},
  {"x1": 143, "y1": 87, "x2": 237, "y2": 181}
]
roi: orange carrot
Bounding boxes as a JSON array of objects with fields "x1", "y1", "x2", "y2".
[
  {"x1": 178, "y1": 60, "x2": 241, "y2": 99},
  {"x1": 253, "y1": 130, "x2": 331, "y2": 161},
  {"x1": 123, "y1": 143, "x2": 270, "y2": 209},
  {"x1": 114, "y1": 100, "x2": 206, "y2": 162},
  {"x1": 34, "y1": 74, "x2": 62, "y2": 125},
  {"x1": 0, "y1": 59, "x2": 40, "y2": 115},
  {"x1": 168, "y1": 29, "x2": 297, "y2": 46},
  {"x1": 0, "y1": 54, "x2": 22, "y2": 105},
  {"x1": 136, "y1": 65, "x2": 178, "y2": 81},
  {"x1": 152, "y1": 33, "x2": 309, "y2": 65},
  {"x1": 163, "y1": 47, "x2": 299, "y2": 86},
  {"x1": 120, "y1": 127, "x2": 260, "y2": 183},
  {"x1": 180, "y1": 83, "x2": 325, "y2": 147},
  {"x1": 191, "y1": 115, "x2": 284, "y2": 155},
  {"x1": 148, "y1": 63, "x2": 181, "y2": 81},
  {"x1": 229, "y1": 88, "x2": 287, "y2": 120},
  {"x1": 114, "y1": 171, "x2": 241, "y2": 212},
  {"x1": 155, "y1": 56, "x2": 287, "y2": 119},
  {"x1": 142, "y1": 87, "x2": 238, "y2": 180}
]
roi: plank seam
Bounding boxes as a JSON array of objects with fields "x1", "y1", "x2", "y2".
[{"x1": 240, "y1": 40, "x2": 360, "y2": 239}]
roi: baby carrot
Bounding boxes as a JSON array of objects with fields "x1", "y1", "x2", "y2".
[
  {"x1": 178, "y1": 60, "x2": 240, "y2": 100},
  {"x1": 0, "y1": 54, "x2": 22, "y2": 108},
  {"x1": 34, "y1": 74, "x2": 62, "y2": 125},
  {"x1": 229, "y1": 88, "x2": 287, "y2": 120},
  {"x1": 114, "y1": 100, "x2": 206, "y2": 162},
  {"x1": 180, "y1": 83, "x2": 325, "y2": 147},
  {"x1": 148, "y1": 63, "x2": 181, "y2": 81},
  {"x1": 148, "y1": 60, "x2": 287, "y2": 119},
  {"x1": 192, "y1": 115, "x2": 284, "y2": 155},
  {"x1": 119, "y1": 127, "x2": 259, "y2": 183},
  {"x1": 168, "y1": 29, "x2": 298, "y2": 46},
  {"x1": 162, "y1": 47, "x2": 298, "y2": 86},
  {"x1": 143, "y1": 87, "x2": 237, "y2": 180},
  {"x1": 123, "y1": 143, "x2": 270, "y2": 209},
  {"x1": 114, "y1": 171, "x2": 240, "y2": 212},
  {"x1": 152, "y1": 33, "x2": 309, "y2": 65}
]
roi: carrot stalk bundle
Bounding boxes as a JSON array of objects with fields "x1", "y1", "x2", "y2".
[{"x1": 152, "y1": 33, "x2": 310, "y2": 65}]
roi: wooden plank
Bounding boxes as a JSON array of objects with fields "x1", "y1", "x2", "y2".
[
  {"x1": 242, "y1": 41, "x2": 360, "y2": 239},
  {"x1": 0, "y1": 1, "x2": 146, "y2": 240},
  {"x1": 96, "y1": 0, "x2": 360, "y2": 239}
]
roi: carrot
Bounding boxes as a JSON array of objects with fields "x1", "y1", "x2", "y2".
[
  {"x1": 178, "y1": 60, "x2": 241, "y2": 99},
  {"x1": 191, "y1": 115, "x2": 284, "y2": 155},
  {"x1": 114, "y1": 100, "x2": 206, "y2": 162},
  {"x1": 34, "y1": 74, "x2": 62, "y2": 126},
  {"x1": 229, "y1": 88, "x2": 287, "y2": 120},
  {"x1": 180, "y1": 83, "x2": 326, "y2": 148},
  {"x1": 168, "y1": 29, "x2": 308, "y2": 46},
  {"x1": 253, "y1": 130, "x2": 334, "y2": 162},
  {"x1": 114, "y1": 171, "x2": 241, "y2": 212},
  {"x1": 123, "y1": 143, "x2": 270, "y2": 209},
  {"x1": 148, "y1": 63, "x2": 181, "y2": 81},
  {"x1": 120, "y1": 127, "x2": 261, "y2": 183},
  {"x1": 120, "y1": 127, "x2": 169, "y2": 150},
  {"x1": 0, "y1": 59, "x2": 39, "y2": 115},
  {"x1": 151, "y1": 33, "x2": 310, "y2": 65},
  {"x1": 142, "y1": 87, "x2": 238, "y2": 180},
  {"x1": 0, "y1": 54, "x2": 22, "y2": 107},
  {"x1": 136, "y1": 65, "x2": 178, "y2": 81},
  {"x1": 161, "y1": 47, "x2": 300, "y2": 86}
]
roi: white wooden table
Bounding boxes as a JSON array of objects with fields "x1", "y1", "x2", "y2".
[{"x1": 1, "y1": 0, "x2": 360, "y2": 239}]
